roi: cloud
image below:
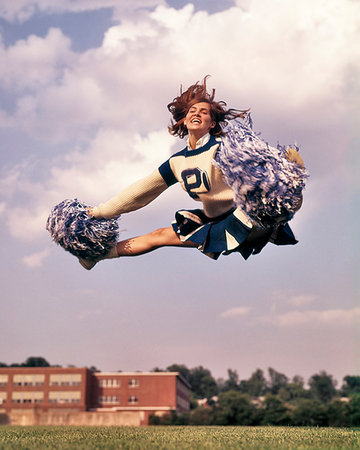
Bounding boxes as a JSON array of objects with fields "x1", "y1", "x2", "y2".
[
  {"x1": 22, "y1": 248, "x2": 50, "y2": 268},
  {"x1": 0, "y1": 28, "x2": 73, "y2": 91},
  {"x1": 0, "y1": 0, "x2": 164, "y2": 23},
  {"x1": 260, "y1": 307, "x2": 360, "y2": 327},
  {"x1": 220, "y1": 306, "x2": 251, "y2": 319},
  {"x1": 0, "y1": 0, "x2": 359, "y2": 244},
  {"x1": 288, "y1": 294, "x2": 317, "y2": 307}
]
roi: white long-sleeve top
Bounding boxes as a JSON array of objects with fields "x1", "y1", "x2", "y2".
[{"x1": 92, "y1": 134, "x2": 238, "y2": 220}]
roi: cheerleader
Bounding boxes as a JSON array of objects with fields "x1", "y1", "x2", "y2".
[{"x1": 58, "y1": 77, "x2": 307, "y2": 270}]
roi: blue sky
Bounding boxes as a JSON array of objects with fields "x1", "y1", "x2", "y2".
[{"x1": 0, "y1": 0, "x2": 359, "y2": 387}]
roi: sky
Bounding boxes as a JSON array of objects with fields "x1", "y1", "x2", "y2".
[{"x1": 0, "y1": 0, "x2": 359, "y2": 388}]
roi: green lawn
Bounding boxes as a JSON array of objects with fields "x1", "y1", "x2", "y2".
[{"x1": 0, "y1": 426, "x2": 359, "y2": 449}]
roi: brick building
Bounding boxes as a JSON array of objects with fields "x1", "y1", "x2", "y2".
[{"x1": 0, "y1": 367, "x2": 190, "y2": 426}]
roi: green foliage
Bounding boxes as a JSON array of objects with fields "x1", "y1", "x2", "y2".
[
  {"x1": 215, "y1": 390, "x2": 256, "y2": 425},
  {"x1": 309, "y1": 371, "x2": 337, "y2": 403},
  {"x1": 342, "y1": 376, "x2": 360, "y2": 396},
  {"x1": 261, "y1": 394, "x2": 291, "y2": 425},
  {"x1": 348, "y1": 394, "x2": 360, "y2": 426},
  {"x1": 326, "y1": 400, "x2": 350, "y2": 427},
  {"x1": 292, "y1": 399, "x2": 328, "y2": 426},
  {"x1": 246, "y1": 368, "x2": 267, "y2": 397},
  {"x1": 166, "y1": 364, "x2": 218, "y2": 400},
  {"x1": 268, "y1": 368, "x2": 289, "y2": 395}
]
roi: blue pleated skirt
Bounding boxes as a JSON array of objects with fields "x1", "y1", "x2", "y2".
[{"x1": 172, "y1": 207, "x2": 298, "y2": 260}]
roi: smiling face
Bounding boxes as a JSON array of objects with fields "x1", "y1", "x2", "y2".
[{"x1": 184, "y1": 102, "x2": 216, "y2": 140}]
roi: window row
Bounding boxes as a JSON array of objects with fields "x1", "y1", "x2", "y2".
[
  {"x1": 98, "y1": 378, "x2": 139, "y2": 388},
  {"x1": 0, "y1": 374, "x2": 82, "y2": 387},
  {"x1": 0, "y1": 391, "x2": 82, "y2": 404},
  {"x1": 98, "y1": 396, "x2": 138, "y2": 405}
]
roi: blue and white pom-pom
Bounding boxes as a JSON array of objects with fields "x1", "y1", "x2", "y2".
[
  {"x1": 46, "y1": 199, "x2": 119, "y2": 259},
  {"x1": 215, "y1": 117, "x2": 309, "y2": 228}
]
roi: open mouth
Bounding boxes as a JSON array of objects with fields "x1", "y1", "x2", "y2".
[{"x1": 191, "y1": 118, "x2": 201, "y2": 124}]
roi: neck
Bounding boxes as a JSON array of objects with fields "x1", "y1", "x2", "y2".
[{"x1": 188, "y1": 131, "x2": 207, "y2": 150}]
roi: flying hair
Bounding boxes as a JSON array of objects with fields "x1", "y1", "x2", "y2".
[{"x1": 167, "y1": 75, "x2": 249, "y2": 138}]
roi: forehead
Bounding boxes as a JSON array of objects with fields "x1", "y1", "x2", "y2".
[{"x1": 188, "y1": 102, "x2": 211, "y2": 112}]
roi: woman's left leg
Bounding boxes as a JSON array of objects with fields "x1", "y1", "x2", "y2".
[
  {"x1": 79, "y1": 226, "x2": 197, "y2": 270},
  {"x1": 116, "y1": 226, "x2": 197, "y2": 257}
]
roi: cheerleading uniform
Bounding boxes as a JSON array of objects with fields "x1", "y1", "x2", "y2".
[{"x1": 92, "y1": 131, "x2": 298, "y2": 260}]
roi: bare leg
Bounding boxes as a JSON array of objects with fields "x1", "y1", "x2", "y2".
[
  {"x1": 116, "y1": 226, "x2": 197, "y2": 257},
  {"x1": 79, "y1": 226, "x2": 197, "y2": 270}
]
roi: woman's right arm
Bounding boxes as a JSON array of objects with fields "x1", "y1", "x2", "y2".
[{"x1": 91, "y1": 169, "x2": 169, "y2": 219}]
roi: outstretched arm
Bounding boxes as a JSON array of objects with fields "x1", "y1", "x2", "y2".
[{"x1": 91, "y1": 169, "x2": 169, "y2": 219}]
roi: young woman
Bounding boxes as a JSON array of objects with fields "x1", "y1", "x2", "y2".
[{"x1": 80, "y1": 77, "x2": 304, "y2": 270}]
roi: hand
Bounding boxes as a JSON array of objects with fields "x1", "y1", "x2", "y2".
[
  {"x1": 285, "y1": 147, "x2": 304, "y2": 168},
  {"x1": 87, "y1": 207, "x2": 95, "y2": 217}
]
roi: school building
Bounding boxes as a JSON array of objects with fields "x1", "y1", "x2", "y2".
[{"x1": 0, "y1": 367, "x2": 190, "y2": 426}]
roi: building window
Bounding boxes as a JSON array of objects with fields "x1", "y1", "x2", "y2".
[
  {"x1": 99, "y1": 395, "x2": 119, "y2": 404},
  {"x1": 12, "y1": 374, "x2": 45, "y2": 387},
  {"x1": 11, "y1": 392, "x2": 44, "y2": 404},
  {"x1": 0, "y1": 375, "x2": 8, "y2": 387},
  {"x1": 128, "y1": 378, "x2": 139, "y2": 388},
  {"x1": 49, "y1": 374, "x2": 82, "y2": 386},
  {"x1": 99, "y1": 379, "x2": 120, "y2": 388},
  {"x1": 48, "y1": 391, "x2": 81, "y2": 404},
  {"x1": 0, "y1": 392, "x2": 7, "y2": 405},
  {"x1": 128, "y1": 396, "x2": 138, "y2": 405}
]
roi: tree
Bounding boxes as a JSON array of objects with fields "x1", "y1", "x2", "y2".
[
  {"x1": 21, "y1": 357, "x2": 50, "y2": 367},
  {"x1": 267, "y1": 367, "x2": 289, "y2": 395},
  {"x1": 188, "y1": 366, "x2": 218, "y2": 399},
  {"x1": 348, "y1": 394, "x2": 360, "y2": 426},
  {"x1": 278, "y1": 376, "x2": 308, "y2": 403},
  {"x1": 326, "y1": 399, "x2": 350, "y2": 427},
  {"x1": 292, "y1": 399, "x2": 328, "y2": 426},
  {"x1": 309, "y1": 371, "x2": 337, "y2": 403},
  {"x1": 215, "y1": 390, "x2": 255, "y2": 425},
  {"x1": 221, "y1": 369, "x2": 240, "y2": 392},
  {"x1": 261, "y1": 394, "x2": 291, "y2": 425},
  {"x1": 342, "y1": 376, "x2": 360, "y2": 397},
  {"x1": 166, "y1": 364, "x2": 191, "y2": 384},
  {"x1": 246, "y1": 369, "x2": 267, "y2": 397}
]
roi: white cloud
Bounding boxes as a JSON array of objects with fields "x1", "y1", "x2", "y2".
[
  {"x1": 0, "y1": 0, "x2": 359, "y2": 243},
  {"x1": 260, "y1": 307, "x2": 360, "y2": 327},
  {"x1": 21, "y1": 248, "x2": 50, "y2": 268},
  {"x1": 0, "y1": 28, "x2": 73, "y2": 91},
  {"x1": 2, "y1": 127, "x2": 174, "y2": 240},
  {"x1": 220, "y1": 306, "x2": 251, "y2": 319}
]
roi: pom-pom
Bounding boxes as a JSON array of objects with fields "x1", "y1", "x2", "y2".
[
  {"x1": 46, "y1": 199, "x2": 119, "y2": 259},
  {"x1": 215, "y1": 118, "x2": 309, "y2": 228}
]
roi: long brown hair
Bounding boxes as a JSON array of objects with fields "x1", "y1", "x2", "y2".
[{"x1": 167, "y1": 76, "x2": 249, "y2": 138}]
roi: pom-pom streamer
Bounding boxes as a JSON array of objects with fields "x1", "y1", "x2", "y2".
[
  {"x1": 215, "y1": 119, "x2": 309, "y2": 228},
  {"x1": 46, "y1": 199, "x2": 119, "y2": 259}
]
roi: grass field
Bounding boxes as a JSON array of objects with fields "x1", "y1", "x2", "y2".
[{"x1": 0, "y1": 426, "x2": 360, "y2": 449}]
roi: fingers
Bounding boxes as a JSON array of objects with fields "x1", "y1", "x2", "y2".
[{"x1": 285, "y1": 148, "x2": 304, "y2": 168}]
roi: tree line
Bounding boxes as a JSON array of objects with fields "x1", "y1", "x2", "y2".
[
  {"x1": 150, "y1": 364, "x2": 360, "y2": 427},
  {"x1": 3, "y1": 357, "x2": 360, "y2": 426}
]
